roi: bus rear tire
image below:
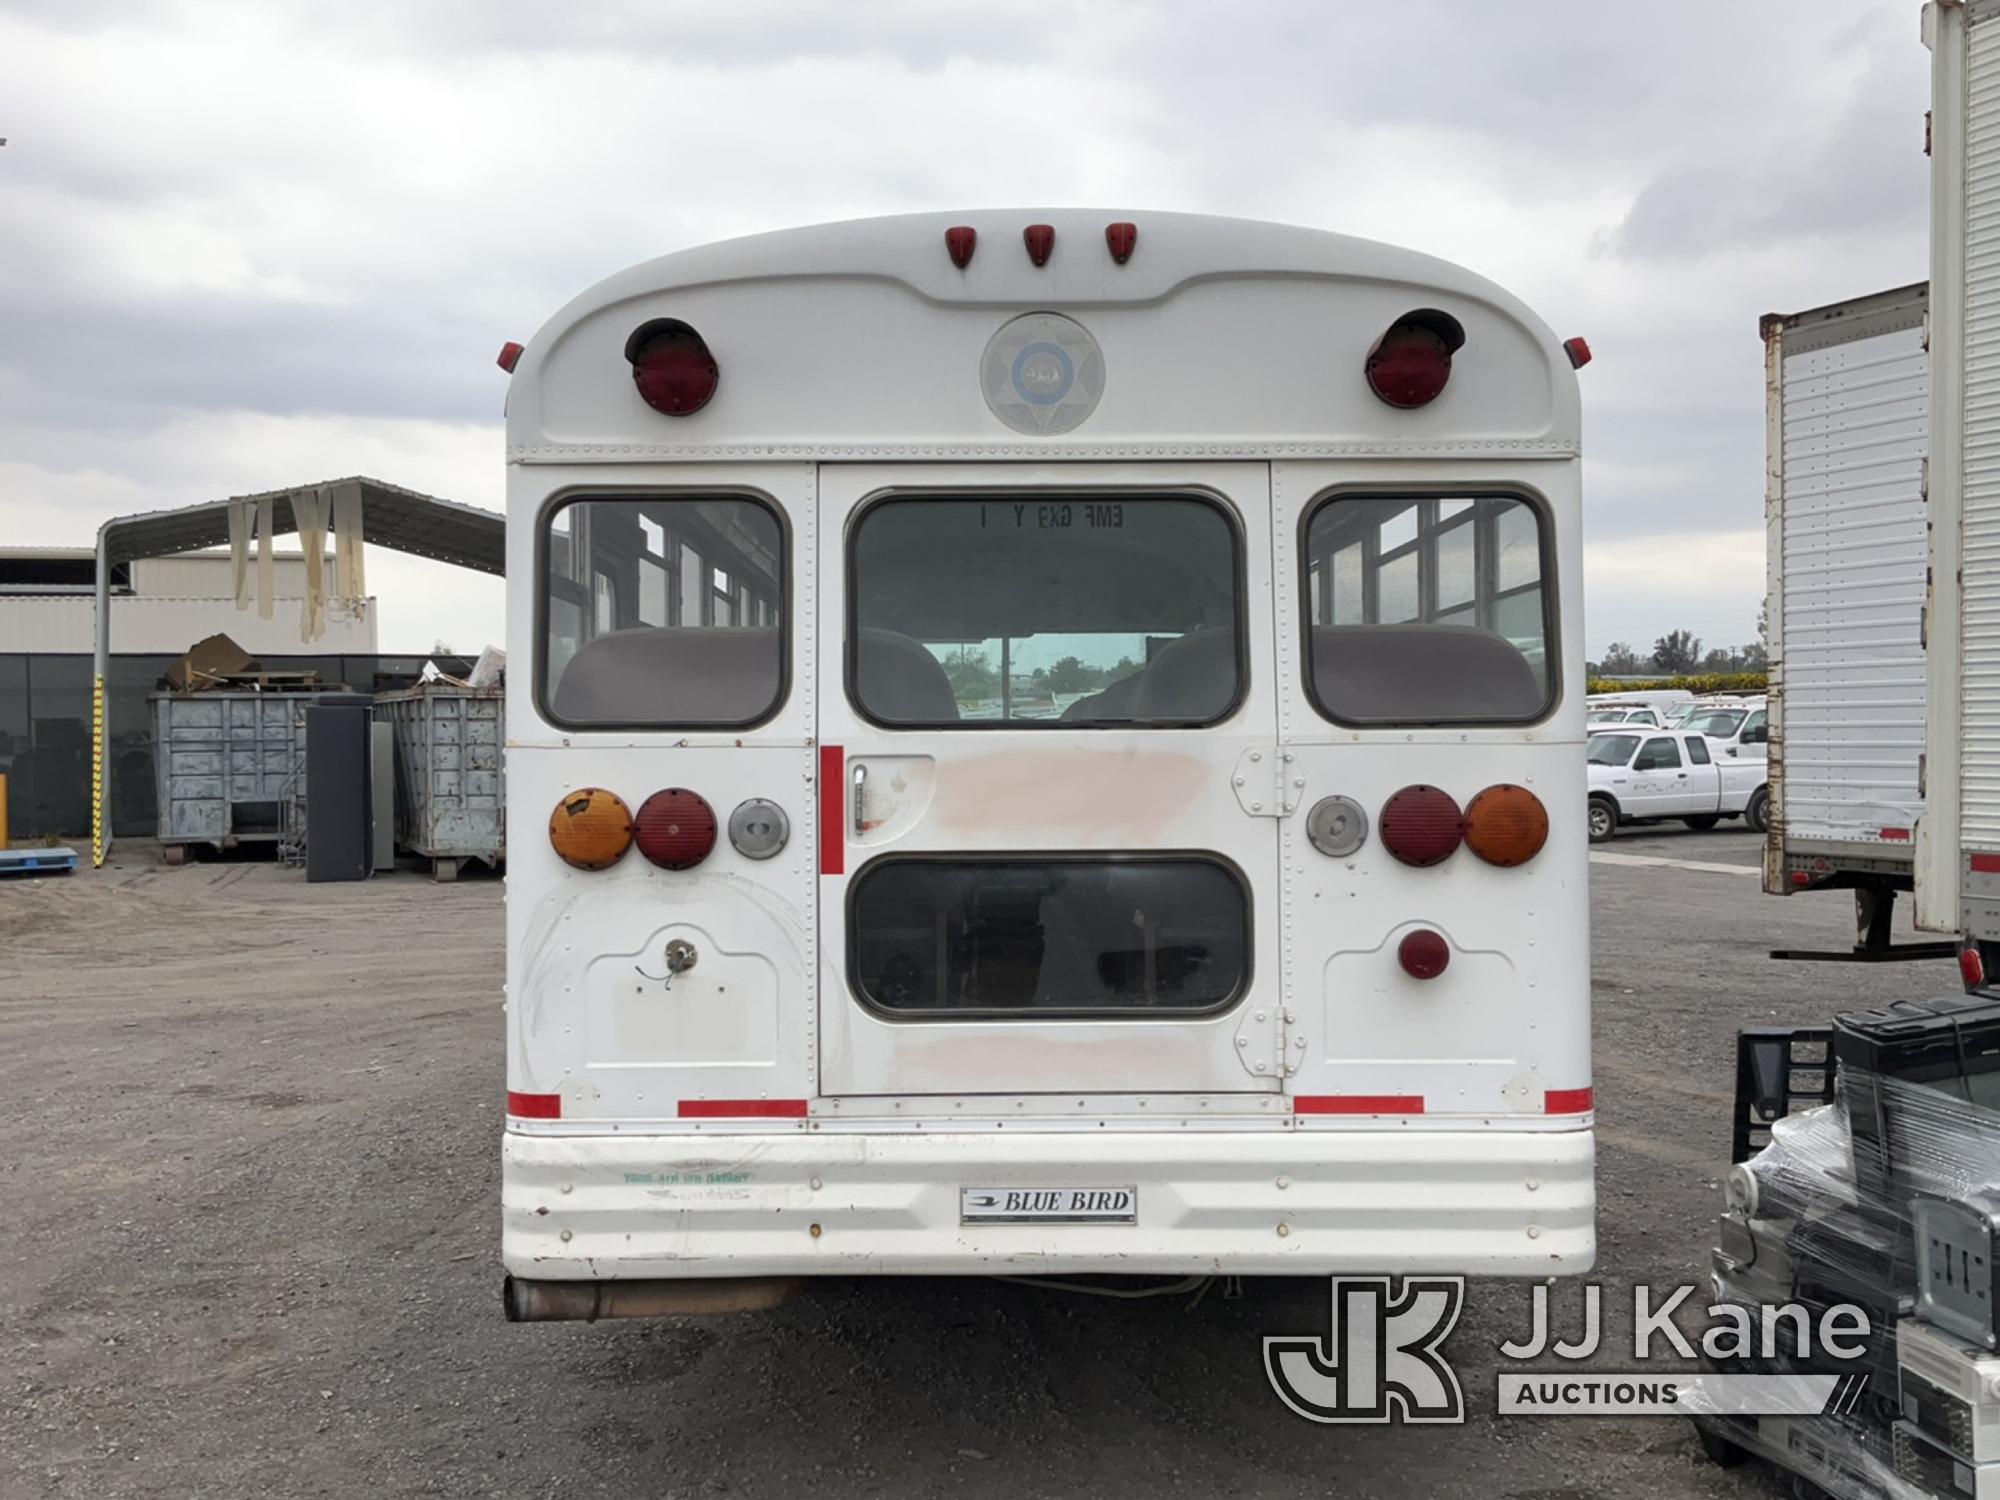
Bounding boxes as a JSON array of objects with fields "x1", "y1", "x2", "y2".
[
  {"x1": 1588, "y1": 798, "x2": 1617, "y2": 844},
  {"x1": 1682, "y1": 815, "x2": 1720, "y2": 831},
  {"x1": 1744, "y1": 787, "x2": 1770, "y2": 835}
]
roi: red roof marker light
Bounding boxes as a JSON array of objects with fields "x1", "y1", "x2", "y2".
[
  {"x1": 1106, "y1": 221, "x2": 1137, "y2": 264},
  {"x1": 1024, "y1": 223, "x2": 1055, "y2": 266},
  {"x1": 1563, "y1": 336, "x2": 1593, "y2": 369},
  {"x1": 497, "y1": 340, "x2": 524, "y2": 373},
  {"x1": 945, "y1": 225, "x2": 977, "y2": 269}
]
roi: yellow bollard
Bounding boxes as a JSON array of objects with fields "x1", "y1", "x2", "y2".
[{"x1": 91, "y1": 674, "x2": 105, "y2": 866}]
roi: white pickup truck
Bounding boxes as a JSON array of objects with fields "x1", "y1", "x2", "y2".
[{"x1": 1586, "y1": 728, "x2": 1765, "y2": 843}]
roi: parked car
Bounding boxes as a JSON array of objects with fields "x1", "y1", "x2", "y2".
[
  {"x1": 1585, "y1": 728, "x2": 1768, "y2": 842},
  {"x1": 1587, "y1": 705, "x2": 1667, "y2": 729}
]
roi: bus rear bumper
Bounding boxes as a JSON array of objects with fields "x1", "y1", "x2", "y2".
[{"x1": 502, "y1": 1125, "x2": 1595, "y2": 1279}]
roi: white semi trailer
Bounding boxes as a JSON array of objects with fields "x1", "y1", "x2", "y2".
[{"x1": 1761, "y1": 284, "x2": 1936, "y2": 959}]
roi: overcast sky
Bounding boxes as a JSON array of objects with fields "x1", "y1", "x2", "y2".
[{"x1": 0, "y1": 0, "x2": 1928, "y2": 658}]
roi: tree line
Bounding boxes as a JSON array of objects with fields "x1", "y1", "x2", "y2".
[{"x1": 1588, "y1": 626, "x2": 1766, "y2": 679}]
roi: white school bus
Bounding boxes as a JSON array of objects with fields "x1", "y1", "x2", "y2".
[{"x1": 499, "y1": 210, "x2": 1593, "y2": 1318}]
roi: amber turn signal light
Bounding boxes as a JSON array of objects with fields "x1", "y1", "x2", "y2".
[
  {"x1": 549, "y1": 787, "x2": 634, "y2": 870},
  {"x1": 1462, "y1": 784, "x2": 1549, "y2": 867}
]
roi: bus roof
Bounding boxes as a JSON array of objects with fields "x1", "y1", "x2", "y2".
[{"x1": 507, "y1": 209, "x2": 1580, "y2": 463}]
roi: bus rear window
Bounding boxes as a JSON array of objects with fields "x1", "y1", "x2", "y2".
[
  {"x1": 848, "y1": 495, "x2": 1242, "y2": 727},
  {"x1": 542, "y1": 495, "x2": 785, "y2": 728},
  {"x1": 1302, "y1": 493, "x2": 1552, "y2": 725},
  {"x1": 850, "y1": 856, "x2": 1248, "y2": 1017}
]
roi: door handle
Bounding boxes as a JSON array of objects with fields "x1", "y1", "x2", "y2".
[
  {"x1": 852, "y1": 762, "x2": 867, "y2": 836},
  {"x1": 1677, "y1": 773, "x2": 1688, "y2": 779}
]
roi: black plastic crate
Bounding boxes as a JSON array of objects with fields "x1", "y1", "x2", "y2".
[
  {"x1": 1733, "y1": 1026, "x2": 1838, "y2": 1165},
  {"x1": 1834, "y1": 996, "x2": 2000, "y2": 1200}
]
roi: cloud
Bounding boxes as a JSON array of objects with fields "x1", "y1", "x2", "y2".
[{"x1": 0, "y1": 0, "x2": 1933, "y2": 657}]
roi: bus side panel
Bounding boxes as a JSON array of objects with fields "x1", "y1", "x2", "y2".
[
  {"x1": 504, "y1": 461, "x2": 820, "y2": 1124},
  {"x1": 1271, "y1": 460, "x2": 1591, "y2": 1123},
  {"x1": 506, "y1": 743, "x2": 817, "y2": 1123}
]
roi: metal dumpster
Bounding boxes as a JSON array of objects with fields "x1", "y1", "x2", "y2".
[
  {"x1": 150, "y1": 688, "x2": 339, "y2": 861},
  {"x1": 373, "y1": 683, "x2": 505, "y2": 879}
]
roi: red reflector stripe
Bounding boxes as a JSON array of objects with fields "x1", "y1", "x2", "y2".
[
  {"x1": 819, "y1": 744, "x2": 844, "y2": 876},
  {"x1": 1880, "y1": 827, "x2": 1912, "y2": 842},
  {"x1": 507, "y1": 1090, "x2": 560, "y2": 1119},
  {"x1": 679, "y1": 1099, "x2": 809, "y2": 1119},
  {"x1": 1294, "y1": 1094, "x2": 1425, "y2": 1115},
  {"x1": 1973, "y1": 853, "x2": 2000, "y2": 874},
  {"x1": 1545, "y1": 1087, "x2": 1594, "y2": 1115}
]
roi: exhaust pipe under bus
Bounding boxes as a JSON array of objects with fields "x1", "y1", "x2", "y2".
[{"x1": 503, "y1": 1274, "x2": 805, "y2": 1321}]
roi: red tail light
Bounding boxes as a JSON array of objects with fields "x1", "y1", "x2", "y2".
[
  {"x1": 1378, "y1": 785, "x2": 1463, "y2": 866},
  {"x1": 1365, "y1": 309, "x2": 1463, "y2": 409},
  {"x1": 1024, "y1": 223, "x2": 1055, "y2": 266},
  {"x1": 1563, "y1": 336, "x2": 1592, "y2": 369},
  {"x1": 1398, "y1": 929, "x2": 1451, "y2": 980},
  {"x1": 945, "y1": 225, "x2": 977, "y2": 269},
  {"x1": 625, "y1": 319, "x2": 718, "y2": 416},
  {"x1": 633, "y1": 789, "x2": 718, "y2": 870},
  {"x1": 1963, "y1": 945, "x2": 1987, "y2": 990},
  {"x1": 497, "y1": 340, "x2": 524, "y2": 372},
  {"x1": 1106, "y1": 221, "x2": 1137, "y2": 263}
]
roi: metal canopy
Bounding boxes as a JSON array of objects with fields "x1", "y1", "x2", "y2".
[
  {"x1": 98, "y1": 475, "x2": 505, "y2": 575},
  {"x1": 91, "y1": 475, "x2": 506, "y2": 867}
]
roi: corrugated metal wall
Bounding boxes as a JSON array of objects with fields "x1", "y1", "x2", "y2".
[
  {"x1": 1962, "y1": 13, "x2": 2000, "y2": 851},
  {"x1": 0, "y1": 595, "x2": 376, "y2": 655},
  {"x1": 1779, "y1": 320, "x2": 1929, "y2": 842}
]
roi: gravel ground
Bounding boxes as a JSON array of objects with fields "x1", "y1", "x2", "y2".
[{"x1": 0, "y1": 826, "x2": 1956, "y2": 1498}]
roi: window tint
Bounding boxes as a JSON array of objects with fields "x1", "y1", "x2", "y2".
[
  {"x1": 1302, "y1": 494, "x2": 1552, "y2": 724},
  {"x1": 1684, "y1": 709, "x2": 1745, "y2": 737},
  {"x1": 850, "y1": 496, "x2": 1240, "y2": 727},
  {"x1": 1588, "y1": 734, "x2": 1639, "y2": 766},
  {"x1": 543, "y1": 496, "x2": 784, "y2": 727},
  {"x1": 1634, "y1": 737, "x2": 1682, "y2": 771},
  {"x1": 850, "y1": 857, "x2": 1248, "y2": 1017},
  {"x1": 1686, "y1": 736, "x2": 1711, "y2": 765}
]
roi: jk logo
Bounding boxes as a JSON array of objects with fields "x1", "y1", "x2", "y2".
[{"x1": 1265, "y1": 1276, "x2": 1466, "y2": 1424}]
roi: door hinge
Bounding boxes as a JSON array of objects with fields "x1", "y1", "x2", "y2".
[
  {"x1": 1234, "y1": 1002, "x2": 1300, "y2": 1079},
  {"x1": 1231, "y1": 746, "x2": 1301, "y2": 818}
]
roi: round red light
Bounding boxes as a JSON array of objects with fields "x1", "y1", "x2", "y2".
[
  {"x1": 1398, "y1": 929, "x2": 1451, "y2": 980},
  {"x1": 1366, "y1": 325, "x2": 1453, "y2": 408},
  {"x1": 1963, "y1": 945, "x2": 1987, "y2": 991},
  {"x1": 626, "y1": 319, "x2": 718, "y2": 416},
  {"x1": 633, "y1": 789, "x2": 718, "y2": 870},
  {"x1": 1378, "y1": 785, "x2": 1464, "y2": 867}
]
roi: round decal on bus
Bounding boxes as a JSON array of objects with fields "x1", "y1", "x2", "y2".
[{"x1": 981, "y1": 312, "x2": 1104, "y2": 435}]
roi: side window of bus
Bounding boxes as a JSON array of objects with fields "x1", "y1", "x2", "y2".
[
  {"x1": 1301, "y1": 493, "x2": 1552, "y2": 725},
  {"x1": 542, "y1": 495, "x2": 786, "y2": 728},
  {"x1": 848, "y1": 495, "x2": 1242, "y2": 727}
]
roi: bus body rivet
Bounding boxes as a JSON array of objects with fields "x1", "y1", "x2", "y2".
[
  {"x1": 1276, "y1": 1222, "x2": 1291, "y2": 1237},
  {"x1": 810, "y1": 1176, "x2": 822, "y2": 1190},
  {"x1": 1276, "y1": 1175, "x2": 1290, "y2": 1189},
  {"x1": 560, "y1": 1228, "x2": 572, "y2": 1242},
  {"x1": 1526, "y1": 1225, "x2": 1542, "y2": 1239}
]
